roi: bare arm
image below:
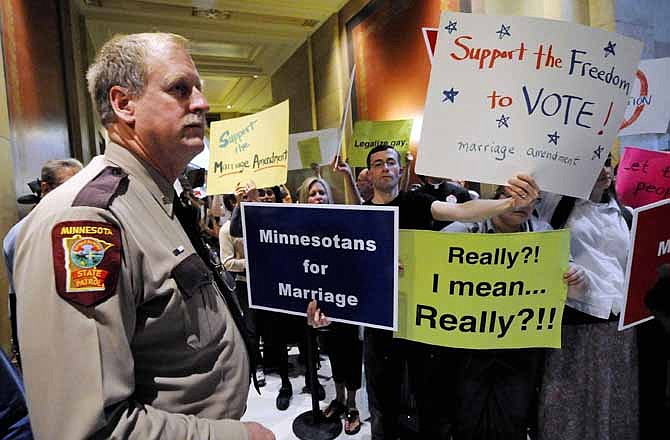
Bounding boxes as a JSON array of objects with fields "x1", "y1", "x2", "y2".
[
  {"x1": 431, "y1": 197, "x2": 514, "y2": 222},
  {"x1": 431, "y1": 173, "x2": 539, "y2": 222}
]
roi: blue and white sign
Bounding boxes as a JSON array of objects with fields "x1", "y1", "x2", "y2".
[{"x1": 241, "y1": 203, "x2": 399, "y2": 330}]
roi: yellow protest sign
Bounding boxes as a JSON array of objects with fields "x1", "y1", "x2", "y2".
[
  {"x1": 348, "y1": 119, "x2": 413, "y2": 167},
  {"x1": 297, "y1": 136, "x2": 322, "y2": 168},
  {"x1": 396, "y1": 229, "x2": 570, "y2": 349},
  {"x1": 208, "y1": 100, "x2": 289, "y2": 194}
]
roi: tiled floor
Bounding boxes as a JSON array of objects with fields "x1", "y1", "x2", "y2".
[{"x1": 242, "y1": 349, "x2": 372, "y2": 440}]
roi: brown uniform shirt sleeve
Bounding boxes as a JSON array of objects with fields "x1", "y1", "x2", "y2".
[{"x1": 15, "y1": 205, "x2": 249, "y2": 440}]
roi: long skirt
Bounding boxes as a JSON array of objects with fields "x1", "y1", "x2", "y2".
[{"x1": 538, "y1": 321, "x2": 639, "y2": 440}]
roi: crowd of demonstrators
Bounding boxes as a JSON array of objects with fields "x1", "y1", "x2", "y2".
[
  {"x1": 443, "y1": 186, "x2": 586, "y2": 440},
  {"x1": 2, "y1": 34, "x2": 662, "y2": 440},
  {"x1": 309, "y1": 145, "x2": 540, "y2": 440},
  {"x1": 304, "y1": 145, "x2": 663, "y2": 440}
]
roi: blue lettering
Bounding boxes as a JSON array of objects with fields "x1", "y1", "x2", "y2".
[
  {"x1": 569, "y1": 49, "x2": 587, "y2": 75},
  {"x1": 522, "y1": 85, "x2": 543, "y2": 115},
  {"x1": 575, "y1": 101, "x2": 594, "y2": 128}
]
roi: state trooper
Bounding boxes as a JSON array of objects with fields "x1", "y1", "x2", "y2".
[{"x1": 14, "y1": 32, "x2": 274, "y2": 440}]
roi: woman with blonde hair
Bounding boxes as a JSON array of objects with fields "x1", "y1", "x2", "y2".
[{"x1": 297, "y1": 176, "x2": 334, "y2": 205}]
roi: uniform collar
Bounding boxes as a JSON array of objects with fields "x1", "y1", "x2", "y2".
[{"x1": 104, "y1": 142, "x2": 175, "y2": 217}]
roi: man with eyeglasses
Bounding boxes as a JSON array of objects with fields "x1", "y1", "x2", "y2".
[{"x1": 361, "y1": 144, "x2": 540, "y2": 440}]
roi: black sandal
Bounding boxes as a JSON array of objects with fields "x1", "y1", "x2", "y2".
[
  {"x1": 344, "y1": 408, "x2": 361, "y2": 435},
  {"x1": 323, "y1": 399, "x2": 346, "y2": 420}
]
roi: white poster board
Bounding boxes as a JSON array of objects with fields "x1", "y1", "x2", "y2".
[
  {"x1": 288, "y1": 128, "x2": 340, "y2": 170},
  {"x1": 619, "y1": 57, "x2": 670, "y2": 136},
  {"x1": 417, "y1": 12, "x2": 642, "y2": 199}
]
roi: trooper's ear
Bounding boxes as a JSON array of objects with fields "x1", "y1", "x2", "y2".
[{"x1": 109, "y1": 86, "x2": 136, "y2": 125}]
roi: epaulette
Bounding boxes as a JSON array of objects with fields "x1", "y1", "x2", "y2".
[{"x1": 72, "y1": 166, "x2": 128, "y2": 209}]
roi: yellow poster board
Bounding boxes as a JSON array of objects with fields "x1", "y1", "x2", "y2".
[
  {"x1": 208, "y1": 100, "x2": 289, "y2": 194},
  {"x1": 297, "y1": 136, "x2": 322, "y2": 168},
  {"x1": 348, "y1": 119, "x2": 413, "y2": 167},
  {"x1": 396, "y1": 229, "x2": 570, "y2": 349}
]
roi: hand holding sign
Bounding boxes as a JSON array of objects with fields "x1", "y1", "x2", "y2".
[
  {"x1": 563, "y1": 263, "x2": 587, "y2": 287},
  {"x1": 235, "y1": 180, "x2": 258, "y2": 202},
  {"x1": 306, "y1": 299, "x2": 332, "y2": 328},
  {"x1": 505, "y1": 173, "x2": 540, "y2": 208}
]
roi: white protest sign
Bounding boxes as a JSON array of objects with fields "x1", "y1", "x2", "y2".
[
  {"x1": 619, "y1": 57, "x2": 670, "y2": 136},
  {"x1": 288, "y1": 128, "x2": 340, "y2": 170},
  {"x1": 417, "y1": 12, "x2": 642, "y2": 199}
]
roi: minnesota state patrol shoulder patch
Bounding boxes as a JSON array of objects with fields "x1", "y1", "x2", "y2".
[{"x1": 51, "y1": 221, "x2": 122, "y2": 307}]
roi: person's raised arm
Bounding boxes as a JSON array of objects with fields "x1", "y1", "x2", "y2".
[
  {"x1": 332, "y1": 156, "x2": 363, "y2": 205},
  {"x1": 431, "y1": 173, "x2": 539, "y2": 222},
  {"x1": 229, "y1": 181, "x2": 258, "y2": 238}
]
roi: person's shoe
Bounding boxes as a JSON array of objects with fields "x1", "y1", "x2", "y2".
[
  {"x1": 344, "y1": 408, "x2": 362, "y2": 435},
  {"x1": 302, "y1": 382, "x2": 326, "y2": 401},
  {"x1": 256, "y1": 367, "x2": 266, "y2": 387},
  {"x1": 276, "y1": 385, "x2": 293, "y2": 411},
  {"x1": 323, "y1": 399, "x2": 346, "y2": 420}
]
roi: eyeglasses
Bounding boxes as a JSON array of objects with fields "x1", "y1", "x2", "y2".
[
  {"x1": 257, "y1": 188, "x2": 271, "y2": 196},
  {"x1": 371, "y1": 158, "x2": 398, "y2": 169}
]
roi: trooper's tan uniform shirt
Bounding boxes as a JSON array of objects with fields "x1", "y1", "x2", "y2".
[{"x1": 14, "y1": 142, "x2": 250, "y2": 439}]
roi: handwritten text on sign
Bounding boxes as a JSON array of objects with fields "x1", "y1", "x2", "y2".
[
  {"x1": 208, "y1": 100, "x2": 289, "y2": 194},
  {"x1": 417, "y1": 12, "x2": 642, "y2": 199},
  {"x1": 395, "y1": 229, "x2": 570, "y2": 349},
  {"x1": 616, "y1": 146, "x2": 670, "y2": 208}
]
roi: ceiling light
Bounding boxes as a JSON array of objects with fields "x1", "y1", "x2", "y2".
[
  {"x1": 253, "y1": 75, "x2": 259, "y2": 79},
  {"x1": 226, "y1": 105, "x2": 232, "y2": 109}
]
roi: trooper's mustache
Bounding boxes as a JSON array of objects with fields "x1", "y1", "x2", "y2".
[{"x1": 183, "y1": 116, "x2": 205, "y2": 127}]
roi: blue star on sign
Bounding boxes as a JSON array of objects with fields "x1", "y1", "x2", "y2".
[
  {"x1": 496, "y1": 114, "x2": 510, "y2": 128},
  {"x1": 604, "y1": 41, "x2": 616, "y2": 57},
  {"x1": 442, "y1": 88, "x2": 459, "y2": 103},
  {"x1": 592, "y1": 145, "x2": 604, "y2": 160},
  {"x1": 547, "y1": 131, "x2": 560, "y2": 145},
  {"x1": 445, "y1": 20, "x2": 458, "y2": 34},
  {"x1": 496, "y1": 24, "x2": 511, "y2": 39}
]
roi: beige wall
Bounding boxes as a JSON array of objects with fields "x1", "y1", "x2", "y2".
[
  {"x1": 311, "y1": 14, "x2": 345, "y2": 131},
  {"x1": 0, "y1": 35, "x2": 18, "y2": 354},
  {"x1": 271, "y1": 42, "x2": 314, "y2": 134},
  {"x1": 270, "y1": 0, "x2": 371, "y2": 141}
]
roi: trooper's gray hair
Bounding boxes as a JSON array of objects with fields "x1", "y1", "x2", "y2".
[{"x1": 86, "y1": 33, "x2": 188, "y2": 126}]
